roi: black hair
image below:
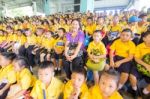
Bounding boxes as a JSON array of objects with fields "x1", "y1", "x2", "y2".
[
  {"x1": 121, "y1": 28, "x2": 133, "y2": 36},
  {"x1": 143, "y1": 31, "x2": 150, "y2": 38},
  {"x1": 87, "y1": 17, "x2": 93, "y2": 20},
  {"x1": 72, "y1": 68, "x2": 87, "y2": 78},
  {"x1": 58, "y1": 28, "x2": 66, "y2": 33},
  {"x1": 1, "y1": 52, "x2": 16, "y2": 61},
  {"x1": 102, "y1": 69, "x2": 120, "y2": 82},
  {"x1": 93, "y1": 30, "x2": 102, "y2": 34},
  {"x1": 39, "y1": 61, "x2": 54, "y2": 70},
  {"x1": 71, "y1": 19, "x2": 82, "y2": 30},
  {"x1": 14, "y1": 56, "x2": 30, "y2": 69}
]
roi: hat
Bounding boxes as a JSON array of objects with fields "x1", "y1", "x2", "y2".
[{"x1": 128, "y1": 16, "x2": 142, "y2": 22}]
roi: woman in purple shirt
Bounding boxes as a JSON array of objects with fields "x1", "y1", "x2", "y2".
[{"x1": 63, "y1": 19, "x2": 85, "y2": 79}]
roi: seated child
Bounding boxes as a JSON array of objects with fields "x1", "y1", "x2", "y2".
[
  {"x1": 63, "y1": 68, "x2": 90, "y2": 99},
  {"x1": 90, "y1": 69, "x2": 123, "y2": 99},
  {"x1": 109, "y1": 28, "x2": 136, "y2": 90},
  {"x1": 0, "y1": 52, "x2": 16, "y2": 99},
  {"x1": 130, "y1": 31, "x2": 150, "y2": 95},
  {"x1": 6, "y1": 56, "x2": 35, "y2": 99},
  {"x1": 30, "y1": 61, "x2": 64, "y2": 99},
  {"x1": 53, "y1": 28, "x2": 66, "y2": 74},
  {"x1": 86, "y1": 30, "x2": 107, "y2": 84}
]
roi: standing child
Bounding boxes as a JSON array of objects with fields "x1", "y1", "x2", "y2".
[
  {"x1": 86, "y1": 30, "x2": 107, "y2": 84},
  {"x1": 0, "y1": 52, "x2": 16, "y2": 99},
  {"x1": 90, "y1": 69, "x2": 123, "y2": 99},
  {"x1": 53, "y1": 28, "x2": 66, "y2": 74},
  {"x1": 109, "y1": 28, "x2": 136, "y2": 90},
  {"x1": 30, "y1": 61, "x2": 64, "y2": 99}
]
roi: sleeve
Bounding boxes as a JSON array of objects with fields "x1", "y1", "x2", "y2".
[
  {"x1": 78, "y1": 31, "x2": 85, "y2": 42},
  {"x1": 30, "y1": 83, "x2": 38, "y2": 99},
  {"x1": 7, "y1": 70, "x2": 16, "y2": 84},
  {"x1": 110, "y1": 41, "x2": 116, "y2": 51},
  {"x1": 80, "y1": 85, "x2": 90, "y2": 99},
  {"x1": 66, "y1": 33, "x2": 70, "y2": 41},
  {"x1": 129, "y1": 43, "x2": 136, "y2": 55},
  {"x1": 63, "y1": 82, "x2": 72, "y2": 99},
  {"x1": 20, "y1": 72, "x2": 32, "y2": 90},
  {"x1": 55, "y1": 82, "x2": 64, "y2": 99},
  {"x1": 134, "y1": 46, "x2": 141, "y2": 59}
]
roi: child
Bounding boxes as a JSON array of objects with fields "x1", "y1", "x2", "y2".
[
  {"x1": 109, "y1": 28, "x2": 136, "y2": 90},
  {"x1": 30, "y1": 61, "x2": 64, "y2": 99},
  {"x1": 86, "y1": 30, "x2": 107, "y2": 84},
  {"x1": 6, "y1": 56, "x2": 35, "y2": 99},
  {"x1": 90, "y1": 69, "x2": 123, "y2": 99},
  {"x1": 130, "y1": 31, "x2": 150, "y2": 95},
  {"x1": 0, "y1": 52, "x2": 16, "y2": 99},
  {"x1": 53, "y1": 28, "x2": 66, "y2": 74},
  {"x1": 63, "y1": 68, "x2": 90, "y2": 99}
]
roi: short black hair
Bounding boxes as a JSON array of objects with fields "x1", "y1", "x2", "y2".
[
  {"x1": 1, "y1": 52, "x2": 16, "y2": 61},
  {"x1": 58, "y1": 28, "x2": 66, "y2": 33},
  {"x1": 87, "y1": 17, "x2": 93, "y2": 20},
  {"x1": 72, "y1": 68, "x2": 87, "y2": 78},
  {"x1": 14, "y1": 56, "x2": 29, "y2": 68},
  {"x1": 102, "y1": 69, "x2": 120, "y2": 82},
  {"x1": 143, "y1": 31, "x2": 150, "y2": 38},
  {"x1": 39, "y1": 61, "x2": 54, "y2": 70},
  {"x1": 121, "y1": 28, "x2": 133, "y2": 36}
]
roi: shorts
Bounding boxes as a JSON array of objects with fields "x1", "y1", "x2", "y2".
[{"x1": 114, "y1": 55, "x2": 133, "y2": 73}]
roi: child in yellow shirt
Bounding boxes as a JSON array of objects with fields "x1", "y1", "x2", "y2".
[
  {"x1": 109, "y1": 28, "x2": 136, "y2": 90},
  {"x1": 63, "y1": 68, "x2": 90, "y2": 99},
  {"x1": 7, "y1": 56, "x2": 35, "y2": 99},
  {"x1": 130, "y1": 31, "x2": 150, "y2": 97},
  {"x1": 86, "y1": 30, "x2": 107, "y2": 84},
  {"x1": 30, "y1": 61, "x2": 64, "y2": 99},
  {"x1": 53, "y1": 28, "x2": 66, "y2": 74},
  {"x1": 0, "y1": 52, "x2": 16, "y2": 99},
  {"x1": 90, "y1": 69, "x2": 123, "y2": 99}
]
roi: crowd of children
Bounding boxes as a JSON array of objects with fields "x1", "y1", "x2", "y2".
[{"x1": 0, "y1": 9, "x2": 150, "y2": 99}]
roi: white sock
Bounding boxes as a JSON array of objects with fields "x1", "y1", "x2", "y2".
[
  {"x1": 143, "y1": 88, "x2": 149, "y2": 95},
  {"x1": 118, "y1": 84, "x2": 123, "y2": 90},
  {"x1": 132, "y1": 86, "x2": 137, "y2": 91},
  {"x1": 58, "y1": 67, "x2": 61, "y2": 70}
]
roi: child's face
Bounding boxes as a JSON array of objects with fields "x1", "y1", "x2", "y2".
[
  {"x1": 71, "y1": 72, "x2": 85, "y2": 89},
  {"x1": 58, "y1": 29, "x2": 64, "y2": 37},
  {"x1": 143, "y1": 34, "x2": 150, "y2": 44},
  {"x1": 36, "y1": 29, "x2": 43, "y2": 36},
  {"x1": 38, "y1": 67, "x2": 54, "y2": 85},
  {"x1": 25, "y1": 30, "x2": 32, "y2": 36},
  {"x1": 0, "y1": 56, "x2": 11, "y2": 67},
  {"x1": 99, "y1": 74, "x2": 117, "y2": 97},
  {"x1": 120, "y1": 31, "x2": 132, "y2": 42},
  {"x1": 93, "y1": 32, "x2": 102, "y2": 42},
  {"x1": 45, "y1": 32, "x2": 52, "y2": 38},
  {"x1": 13, "y1": 61, "x2": 23, "y2": 72}
]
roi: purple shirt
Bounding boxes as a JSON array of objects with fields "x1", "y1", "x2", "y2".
[{"x1": 66, "y1": 30, "x2": 85, "y2": 44}]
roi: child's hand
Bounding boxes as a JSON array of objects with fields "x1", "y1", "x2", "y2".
[
  {"x1": 115, "y1": 61, "x2": 122, "y2": 67},
  {"x1": 110, "y1": 61, "x2": 115, "y2": 67}
]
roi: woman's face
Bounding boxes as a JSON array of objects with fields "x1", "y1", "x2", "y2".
[{"x1": 71, "y1": 20, "x2": 80, "y2": 32}]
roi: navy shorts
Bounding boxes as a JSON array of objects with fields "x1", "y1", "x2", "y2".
[{"x1": 114, "y1": 56, "x2": 133, "y2": 73}]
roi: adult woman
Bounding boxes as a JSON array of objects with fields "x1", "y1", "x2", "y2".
[{"x1": 63, "y1": 19, "x2": 85, "y2": 79}]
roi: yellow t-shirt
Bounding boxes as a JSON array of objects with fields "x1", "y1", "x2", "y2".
[
  {"x1": 26, "y1": 34, "x2": 37, "y2": 45},
  {"x1": 85, "y1": 24, "x2": 96, "y2": 35},
  {"x1": 0, "y1": 35, "x2": 6, "y2": 43},
  {"x1": 16, "y1": 68, "x2": 33, "y2": 90},
  {"x1": 110, "y1": 39, "x2": 136, "y2": 57},
  {"x1": 108, "y1": 24, "x2": 122, "y2": 32},
  {"x1": 42, "y1": 37, "x2": 55, "y2": 50},
  {"x1": 96, "y1": 24, "x2": 108, "y2": 33},
  {"x1": 63, "y1": 80, "x2": 90, "y2": 99},
  {"x1": 90, "y1": 85, "x2": 123, "y2": 99},
  {"x1": 36, "y1": 35, "x2": 44, "y2": 46},
  {"x1": 0, "y1": 64, "x2": 16, "y2": 84},
  {"x1": 134, "y1": 43, "x2": 150, "y2": 59},
  {"x1": 16, "y1": 35, "x2": 27, "y2": 45},
  {"x1": 87, "y1": 41, "x2": 107, "y2": 56},
  {"x1": 7, "y1": 34, "x2": 18, "y2": 42},
  {"x1": 31, "y1": 77, "x2": 64, "y2": 99},
  {"x1": 54, "y1": 37, "x2": 65, "y2": 51}
]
